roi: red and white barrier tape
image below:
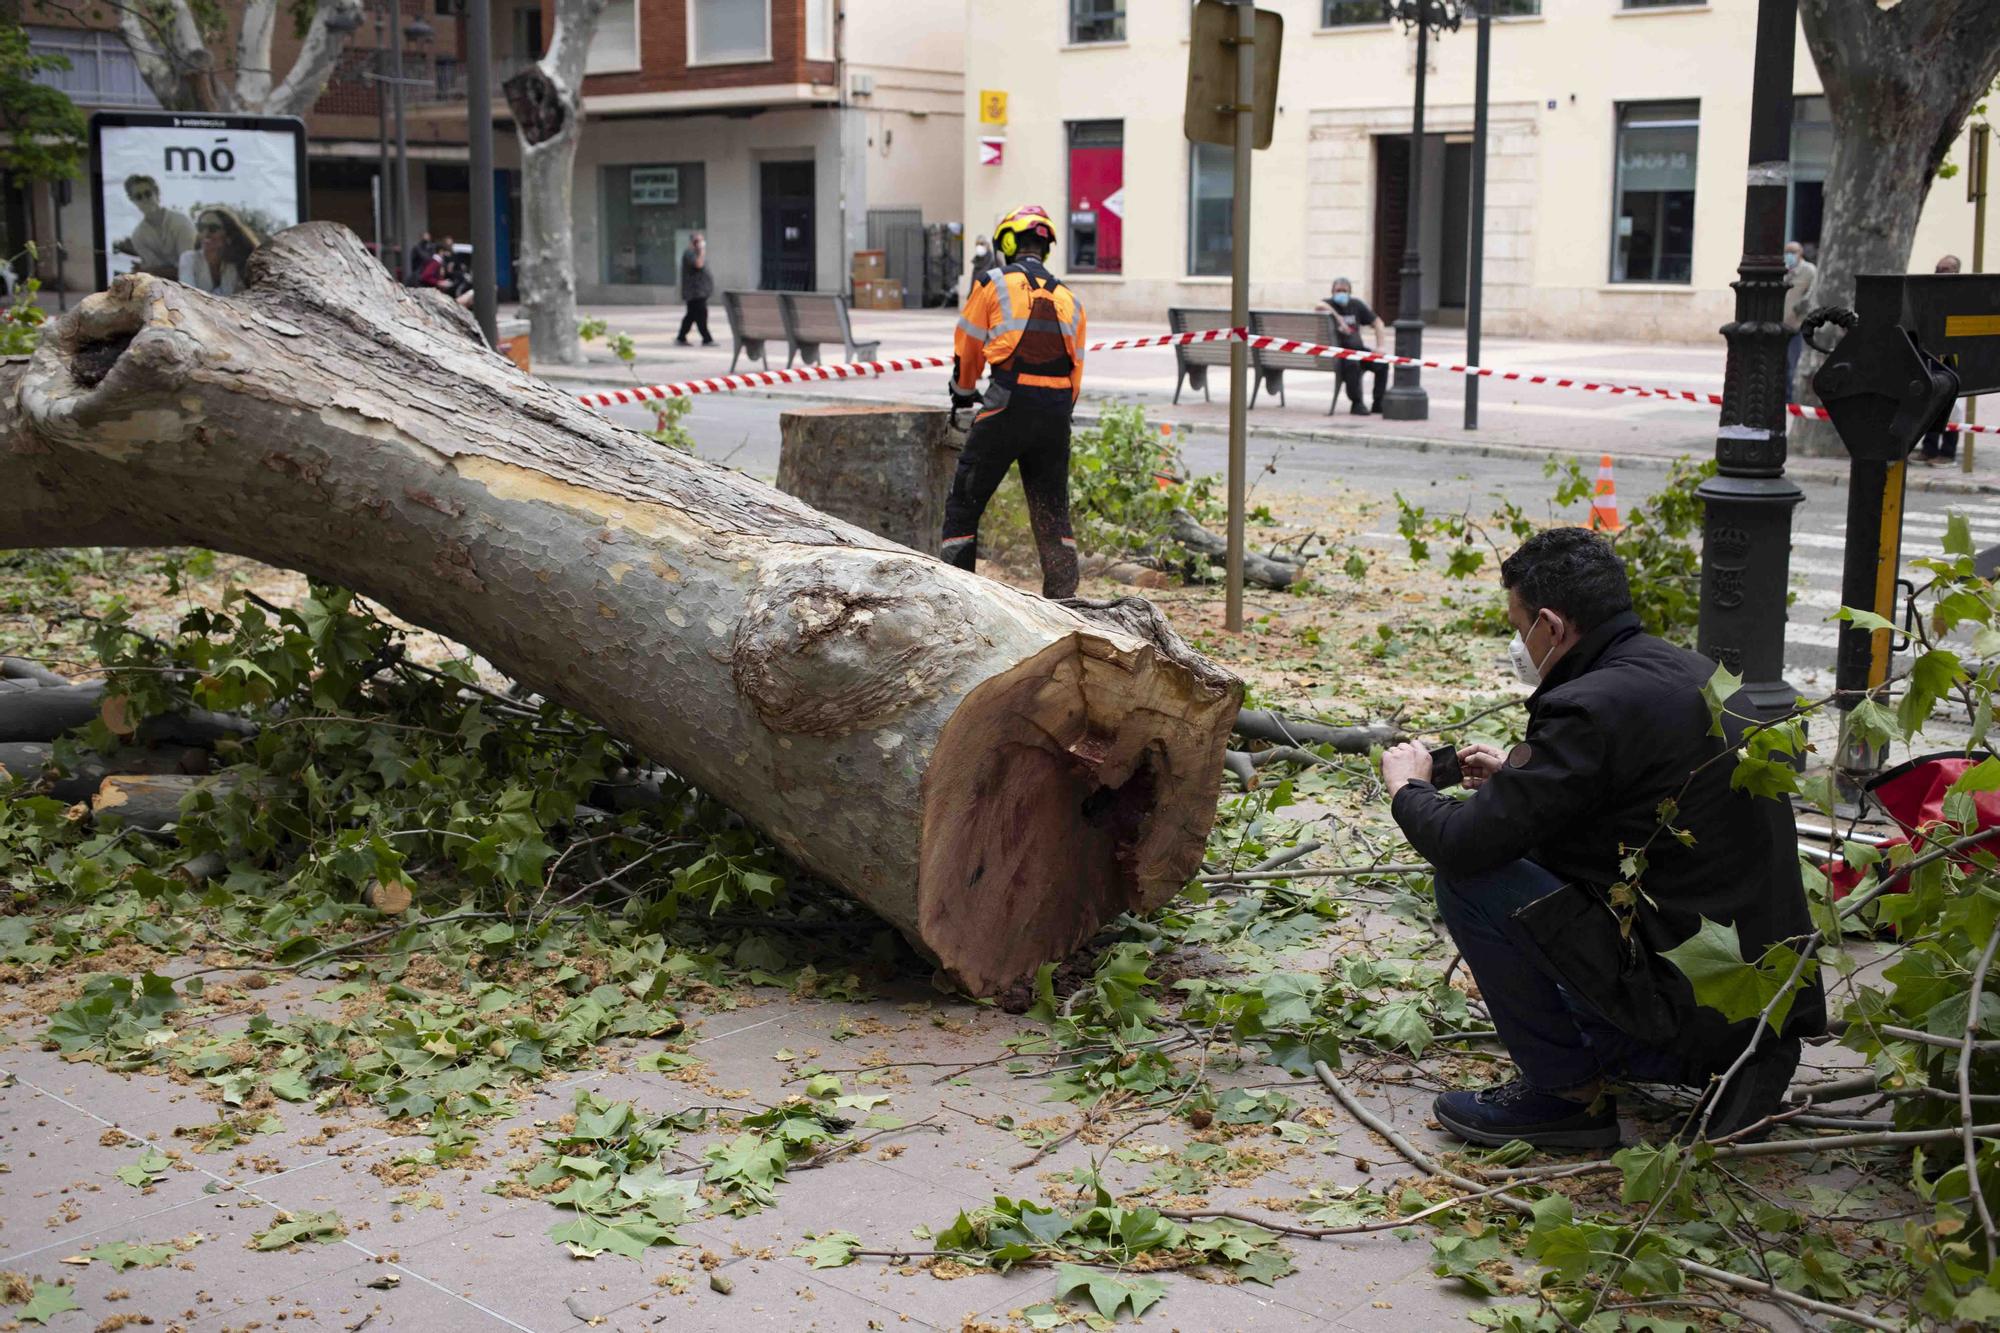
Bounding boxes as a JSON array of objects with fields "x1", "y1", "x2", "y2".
[
  {"x1": 578, "y1": 325, "x2": 1995, "y2": 436},
  {"x1": 574, "y1": 328, "x2": 1235, "y2": 408}
]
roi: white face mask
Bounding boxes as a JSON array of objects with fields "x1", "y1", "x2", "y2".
[{"x1": 1508, "y1": 617, "x2": 1561, "y2": 687}]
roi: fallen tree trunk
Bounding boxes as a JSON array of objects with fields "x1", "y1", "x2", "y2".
[
  {"x1": 0, "y1": 223, "x2": 1240, "y2": 996},
  {"x1": 90, "y1": 773, "x2": 236, "y2": 831}
]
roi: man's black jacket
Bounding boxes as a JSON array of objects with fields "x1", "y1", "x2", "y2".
[{"x1": 1391, "y1": 611, "x2": 1826, "y2": 1065}]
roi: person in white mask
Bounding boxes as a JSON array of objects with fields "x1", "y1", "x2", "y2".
[{"x1": 1375, "y1": 528, "x2": 1823, "y2": 1153}]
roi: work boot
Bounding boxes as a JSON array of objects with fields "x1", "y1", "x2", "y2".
[
  {"x1": 1350, "y1": 401, "x2": 1370, "y2": 416},
  {"x1": 1685, "y1": 1037, "x2": 1800, "y2": 1142},
  {"x1": 1433, "y1": 1078, "x2": 1620, "y2": 1150}
]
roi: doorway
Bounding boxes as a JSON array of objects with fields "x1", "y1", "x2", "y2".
[
  {"x1": 760, "y1": 161, "x2": 815, "y2": 291},
  {"x1": 1371, "y1": 132, "x2": 1472, "y2": 322}
]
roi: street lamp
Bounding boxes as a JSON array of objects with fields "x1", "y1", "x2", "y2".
[
  {"x1": 1693, "y1": 0, "x2": 1803, "y2": 723},
  {"x1": 1379, "y1": 0, "x2": 1460, "y2": 423}
]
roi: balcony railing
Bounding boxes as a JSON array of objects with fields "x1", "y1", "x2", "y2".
[{"x1": 314, "y1": 51, "x2": 530, "y2": 116}]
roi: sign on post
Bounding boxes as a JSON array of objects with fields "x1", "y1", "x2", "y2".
[
  {"x1": 1185, "y1": 1, "x2": 1282, "y2": 634},
  {"x1": 90, "y1": 111, "x2": 308, "y2": 293},
  {"x1": 1184, "y1": 2, "x2": 1282, "y2": 151}
]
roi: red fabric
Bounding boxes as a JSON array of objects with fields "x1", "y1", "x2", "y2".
[{"x1": 1826, "y1": 754, "x2": 2000, "y2": 898}]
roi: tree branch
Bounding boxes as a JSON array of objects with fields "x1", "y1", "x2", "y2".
[{"x1": 265, "y1": 0, "x2": 364, "y2": 118}]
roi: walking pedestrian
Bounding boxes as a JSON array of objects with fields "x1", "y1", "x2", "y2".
[
  {"x1": 678, "y1": 232, "x2": 715, "y2": 346},
  {"x1": 1783, "y1": 241, "x2": 1817, "y2": 404},
  {"x1": 1921, "y1": 255, "x2": 1964, "y2": 465}
]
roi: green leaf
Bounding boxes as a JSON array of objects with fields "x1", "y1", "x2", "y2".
[
  {"x1": 16, "y1": 1282, "x2": 80, "y2": 1325},
  {"x1": 114, "y1": 1147, "x2": 171, "y2": 1189},
  {"x1": 251, "y1": 1209, "x2": 344, "y2": 1250},
  {"x1": 1700, "y1": 663, "x2": 1743, "y2": 737},
  {"x1": 1611, "y1": 1142, "x2": 1680, "y2": 1205},
  {"x1": 1661, "y1": 919, "x2": 1808, "y2": 1030},
  {"x1": 1052, "y1": 1263, "x2": 1168, "y2": 1321},
  {"x1": 1833, "y1": 606, "x2": 1897, "y2": 634},
  {"x1": 78, "y1": 1240, "x2": 178, "y2": 1271},
  {"x1": 792, "y1": 1230, "x2": 861, "y2": 1269},
  {"x1": 267, "y1": 1068, "x2": 313, "y2": 1102},
  {"x1": 1945, "y1": 510, "x2": 1975, "y2": 556}
]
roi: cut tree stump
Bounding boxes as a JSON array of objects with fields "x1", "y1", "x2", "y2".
[
  {"x1": 776, "y1": 404, "x2": 959, "y2": 556},
  {"x1": 0, "y1": 223, "x2": 1241, "y2": 996}
]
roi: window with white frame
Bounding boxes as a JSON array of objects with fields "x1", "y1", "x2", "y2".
[
  {"x1": 26, "y1": 25, "x2": 159, "y2": 107},
  {"x1": 1070, "y1": 0, "x2": 1124, "y2": 44},
  {"x1": 1611, "y1": 100, "x2": 1699, "y2": 284},
  {"x1": 1322, "y1": 1, "x2": 1385, "y2": 26},
  {"x1": 690, "y1": 0, "x2": 772, "y2": 65},
  {"x1": 586, "y1": 0, "x2": 639, "y2": 73},
  {"x1": 806, "y1": 0, "x2": 833, "y2": 60}
]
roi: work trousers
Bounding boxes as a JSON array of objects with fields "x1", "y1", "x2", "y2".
[
  {"x1": 940, "y1": 407, "x2": 1079, "y2": 600},
  {"x1": 1433, "y1": 859, "x2": 1688, "y2": 1092},
  {"x1": 678, "y1": 298, "x2": 712, "y2": 343},
  {"x1": 1341, "y1": 358, "x2": 1387, "y2": 412}
]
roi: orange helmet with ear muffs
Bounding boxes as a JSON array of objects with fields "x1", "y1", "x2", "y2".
[{"x1": 993, "y1": 204, "x2": 1057, "y2": 260}]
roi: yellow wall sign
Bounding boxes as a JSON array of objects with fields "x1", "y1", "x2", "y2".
[{"x1": 979, "y1": 90, "x2": 1008, "y2": 126}]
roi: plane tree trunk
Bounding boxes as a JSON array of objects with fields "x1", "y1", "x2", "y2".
[
  {"x1": 0, "y1": 222, "x2": 1240, "y2": 997},
  {"x1": 505, "y1": 0, "x2": 610, "y2": 367}
]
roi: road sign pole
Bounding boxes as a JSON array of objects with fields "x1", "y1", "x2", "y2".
[
  {"x1": 1224, "y1": 0, "x2": 1253, "y2": 633},
  {"x1": 1965, "y1": 123, "x2": 1988, "y2": 472}
]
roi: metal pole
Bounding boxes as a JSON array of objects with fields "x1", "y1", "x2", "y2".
[
  {"x1": 375, "y1": 2, "x2": 391, "y2": 268},
  {"x1": 1463, "y1": 2, "x2": 1489, "y2": 431},
  {"x1": 1224, "y1": 0, "x2": 1253, "y2": 633},
  {"x1": 466, "y1": 0, "x2": 499, "y2": 345},
  {"x1": 1695, "y1": 0, "x2": 1803, "y2": 723},
  {"x1": 392, "y1": 5, "x2": 412, "y2": 282},
  {"x1": 1382, "y1": 12, "x2": 1429, "y2": 420},
  {"x1": 1964, "y1": 123, "x2": 1988, "y2": 469}
]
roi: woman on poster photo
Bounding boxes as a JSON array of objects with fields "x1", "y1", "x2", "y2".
[{"x1": 178, "y1": 206, "x2": 261, "y2": 297}]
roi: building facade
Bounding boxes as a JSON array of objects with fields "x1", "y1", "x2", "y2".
[
  {"x1": 963, "y1": 0, "x2": 1991, "y2": 340},
  {"x1": 15, "y1": 0, "x2": 471, "y2": 295},
  {"x1": 442, "y1": 0, "x2": 964, "y2": 305}
]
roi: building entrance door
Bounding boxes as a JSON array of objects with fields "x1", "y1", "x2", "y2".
[
  {"x1": 760, "y1": 161, "x2": 815, "y2": 291},
  {"x1": 1371, "y1": 132, "x2": 1471, "y2": 322}
]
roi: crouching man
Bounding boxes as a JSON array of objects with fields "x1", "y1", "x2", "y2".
[{"x1": 1380, "y1": 529, "x2": 1824, "y2": 1150}]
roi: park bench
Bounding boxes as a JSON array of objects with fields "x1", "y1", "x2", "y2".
[
  {"x1": 781, "y1": 292, "x2": 881, "y2": 368},
  {"x1": 722, "y1": 290, "x2": 789, "y2": 374},
  {"x1": 1249, "y1": 310, "x2": 1342, "y2": 413},
  {"x1": 1168, "y1": 306, "x2": 1237, "y2": 404}
]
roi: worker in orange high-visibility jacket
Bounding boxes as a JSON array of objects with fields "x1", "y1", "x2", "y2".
[{"x1": 942, "y1": 204, "x2": 1088, "y2": 599}]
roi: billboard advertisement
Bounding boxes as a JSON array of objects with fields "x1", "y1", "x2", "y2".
[{"x1": 89, "y1": 112, "x2": 309, "y2": 294}]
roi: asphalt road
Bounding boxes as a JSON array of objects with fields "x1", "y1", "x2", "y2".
[{"x1": 607, "y1": 393, "x2": 1987, "y2": 679}]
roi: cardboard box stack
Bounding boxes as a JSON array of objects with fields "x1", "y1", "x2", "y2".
[{"x1": 850, "y1": 250, "x2": 903, "y2": 309}]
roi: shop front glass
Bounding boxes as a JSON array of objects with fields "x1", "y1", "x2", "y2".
[{"x1": 602, "y1": 163, "x2": 707, "y2": 286}]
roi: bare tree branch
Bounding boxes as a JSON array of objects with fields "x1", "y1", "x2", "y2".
[
  {"x1": 264, "y1": 0, "x2": 364, "y2": 118},
  {"x1": 233, "y1": 0, "x2": 278, "y2": 108}
]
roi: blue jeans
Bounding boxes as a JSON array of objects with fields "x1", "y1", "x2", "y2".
[
  {"x1": 1785, "y1": 331, "x2": 1804, "y2": 404},
  {"x1": 1434, "y1": 860, "x2": 1688, "y2": 1091}
]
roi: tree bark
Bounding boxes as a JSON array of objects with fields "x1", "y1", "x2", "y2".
[
  {"x1": 777, "y1": 405, "x2": 959, "y2": 556},
  {"x1": 508, "y1": 0, "x2": 609, "y2": 366},
  {"x1": 261, "y1": 0, "x2": 364, "y2": 119},
  {"x1": 1793, "y1": 0, "x2": 2000, "y2": 456},
  {"x1": 0, "y1": 223, "x2": 1241, "y2": 997}
]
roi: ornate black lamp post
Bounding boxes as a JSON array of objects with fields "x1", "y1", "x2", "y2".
[
  {"x1": 1379, "y1": 0, "x2": 1461, "y2": 422},
  {"x1": 1694, "y1": 0, "x2": 1803, "y2": 721}
]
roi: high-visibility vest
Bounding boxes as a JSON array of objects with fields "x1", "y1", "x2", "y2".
[{"x1": 952, "y1": 256, "x2": 1087, "y2": 415}]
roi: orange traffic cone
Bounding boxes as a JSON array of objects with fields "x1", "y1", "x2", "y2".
[
  {"x1": 1588, "y1": 454, "x2": 1622, "y2": 532},
  {"x1": 1153, "y1": 422, "x2": 1179, "y2": 491}
]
